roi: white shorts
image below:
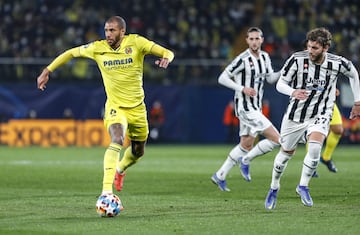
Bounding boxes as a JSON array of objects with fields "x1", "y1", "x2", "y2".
[
  {"x1": 279, "y1": 113, "x2": 331, "y2": 150},
  {"x1": 237, "y1": 110, "x2": 273, "y2": 137}
]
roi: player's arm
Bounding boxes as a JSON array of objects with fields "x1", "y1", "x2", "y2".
[
  {"x1": 218, "y1": 70, "x2": 244, "y2": 92},
  {"x1": 150, "y1": 44, "x2": 174, "y2": 68},
  {"x1": 37, "y1": 47, "x2": 81, "y2": 90},
  {"x1": 266, "y1": 71, "x2": 281, "y2": 84},
  {"x1": 276, "y1": 78, "x2": 295, "y2": 97},
  {"x1": 346, "y1": 63, "x2": 360, "y2": 103},
  {"x1": 276, "y1": 77, "x2": 308, "y2": 100},
  {"x1": 264, "y1": 54, "x2": 281, "y2": 84},
  {"x1": 218, "y1": 70, "x2": 257, "y2": 96},
  {"x1": 344, "y1": 62, "x2": 360, "y2": 119},
  {"x1": 276, "y1": 55, "x2": 308, "y2": 100}
]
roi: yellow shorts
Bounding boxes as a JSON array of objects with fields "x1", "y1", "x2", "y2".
[
  {"x1": 331, "y1": 103, "x2": 342, "y2": 126},
  {"x1": 103, "y1": 102, "x2": 149, "y2": 142}
]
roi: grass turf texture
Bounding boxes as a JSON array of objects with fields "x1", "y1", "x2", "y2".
[{"x1": 0, "y1": 145, "x2": 359, "y2": 235}]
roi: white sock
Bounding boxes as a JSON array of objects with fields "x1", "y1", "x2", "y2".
[
  {"x1": 299, "y1": 141, "x2": 321, "y2": 186},
  {"x1": 270, "y1": 150, "x2": 292, "y2": 189},
  {"x1": 242, "y1": 139, "x2": 279, "y2": 164},
  {"x1": 216, "y1": 144, "x2": 248, "y2": 180},
  {"x1": 101, "y1": 190, "x2": 112, "y2": 195}
]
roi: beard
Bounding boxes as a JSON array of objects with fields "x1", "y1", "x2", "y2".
[
  {"x1": 310, "y1": 53, "x2": 324, "y2": 64},
  {"x1": 107, "y1": 34, "x2": 121, "y2": 48}
]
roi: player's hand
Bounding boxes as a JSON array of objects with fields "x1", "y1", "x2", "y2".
[
  {"x1": 242, "y1": 87, "x2": 256, "y2": 97},
  {"x1": 292, "y1": 89, "x2": 308, "y2": 100},
  {"x1": 37, "y1": 68, "x2": 50, "y2": 91},
  {"x1": 155, "y1": 58, "x2": 170, "y2": 69},
  {"x1": 349, "y1": 105, "x2": 360, "y2": 120}
]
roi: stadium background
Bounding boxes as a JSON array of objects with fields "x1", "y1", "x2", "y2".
[{"x1": 1, "y1": 0, "x2": 360, "y2": 144}]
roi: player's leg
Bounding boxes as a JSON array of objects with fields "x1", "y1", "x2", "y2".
[
  {"x1": 265, "y1": 118, "x2": 305, "y2": 209},
  {"x1": 115, "y1": 141, "x2": 146, "y2": 191},
  {"x1": 103, "y1": 141, "x2": 123, "y2": 194},
  {"x1": 323, "y1": 125, "x2": 343, "y2": 161},
  {"x1": 300, "y1": 139, "x2": 323, "y2": 186},
  {"x1": 297, "y1": 135, "x2": 324, "y2": 207},
  {"x1": 115, "y1": 103, "x2": 148, "y2": 191},
  {"x1": 211, "y1": 141, "x2": 249, "y2": 191},
  {"x1": 102, "y1": 107, "x2": 127, "y2": 195},
  {"x1": 211, "y1": 119, "x2": 249, "y2": 191},
  {"x1": 215, "y1": 143, "x2": 249, "y2": 180},
  {"x1": 265, "y1": 148, "x2": 293, "y2": 210},
  {"x1": 117, "y1": 140, "x2": 145, "y2": 171},
  {"x1": 239, "y1": 114, "x2": 280, "y2": 181},
  {"x1": 241, "y1": 125, "x2": 280, "y2": 164},
  {"x1": 298, "y1": 116, "x2": 329, "y2": 207},
  {"x1": 321, "y1": 104, "x2": 343, "y2": 172}
]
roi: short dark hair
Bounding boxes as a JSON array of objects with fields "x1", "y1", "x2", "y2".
[
  {"x1": 247, "y1": 27, "x2": 263, "y2": 37},
  {"x1": 106, "y1": 16, "x2": 126, "y2": 30},
  {"x1": 306, "y1": 27, "x2": 332, "y2": 47}
]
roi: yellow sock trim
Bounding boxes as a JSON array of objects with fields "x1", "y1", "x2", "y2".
[
  {"x1": 118, "y1": 147, "x2": 139, "y2": 172},
  {"x1": 102, "y1": 143, "x2": 122, "y2": 192},
  {"x1": 322, "y1": 132, "x2": 341, "y2": 161}
]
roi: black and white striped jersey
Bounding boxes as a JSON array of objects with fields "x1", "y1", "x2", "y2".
[
  {"x1": 224, "y1": 49, "x2": 275, "y2": 112},
  {"x1": 280, "y1": 50, "x2": 357, "y2": 123}
]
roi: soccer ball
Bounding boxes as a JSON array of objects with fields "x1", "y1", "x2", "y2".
[{"x1": 96, "y1": 193, "x2": 123, "y2": 217}]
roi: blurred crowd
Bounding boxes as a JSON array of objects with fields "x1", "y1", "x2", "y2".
[
  {"x1": 0, "y1": 0, "x2": 359, "y2": 83},
  {"x1": 261, "y1": 0, "x2": 360, "y2": 68},
  {"x1": 0, "y1": 0, "x2": 253, "y2": 59}
]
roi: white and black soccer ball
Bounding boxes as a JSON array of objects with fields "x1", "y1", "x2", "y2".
[{"x1": 96, "y1": 194, "x2": 123, "y2": 217}]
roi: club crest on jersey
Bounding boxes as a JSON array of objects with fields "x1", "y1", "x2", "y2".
[
  {"x1": 110, "y1": 109, "x2": 117, "y2": 117},
  {"x1": 125, "y1": 47, "x2": 132, "y2": 54},
  {"x1": 303, "y1": 63, "x2": 308, "y2": 73}
]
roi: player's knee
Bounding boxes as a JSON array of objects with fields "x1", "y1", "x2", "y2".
[
  {"x1": 274, "y1": 150, "x2": 292, "y2": 171},
  {"x1": 257, "y1": 139, "x2": 279, "y2": 153},
  {"x1": 240, "y1": 142, "x2": 253, "y2": 151},
  {"x1": 331, "y1": 125, "x2": 343, "y2": 135},
  {"x1": 307, "y1": 141, "x2": 322, "y2": 159},
  {"x1": 268, "y1": 139, "x2": 280, "y2": 149},
  {"x1": 112, "y1": 135, "x2": 125, "y2": 146},
  {"x1": 281, "y1": 148, "x2": 295, "y2": 155},
  {"x1": 131, "y1": 143, "x2": 145, "y2": 158}
]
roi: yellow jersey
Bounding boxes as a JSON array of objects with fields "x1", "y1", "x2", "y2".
[
  {"x1": 48, "y1": 34, "x2": 170, "y2": 108},
  {"x1": 78, "y1": 34, "x2": 155, "y2": 108}
]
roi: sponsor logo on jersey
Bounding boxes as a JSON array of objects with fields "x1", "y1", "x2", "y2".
[{"x1": 103, "y1": 58, "x2": 133, "y2": 67}]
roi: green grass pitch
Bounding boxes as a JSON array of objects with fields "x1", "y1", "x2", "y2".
[{"x1": 0, "y1": 145, "x2": 360, "y2": 235}]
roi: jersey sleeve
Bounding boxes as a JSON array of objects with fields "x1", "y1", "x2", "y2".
[
  {"x1": 134, "y1": 35, "x2": 156, "y2": 55},
  {"x1": 47, "y1": 47, "x2": 81, "y2": 72},
  {"x1": 264, "y1": 53, "x2": 280, "y2": 83},
  {"x1": 78, "y1": 42, "x2": 97, "y2": 59},
  {"x1": 265, "y1": 53, "x2": 274, "y2": 74},
  {"x1": 280, "y1": 54, "x2": 297, "y2": 83},
  {"x1": 340, "y1": 57, "x2": 360, "y2": 102},
  {"x1": 151, "y1": 44, "x2": 175, "y2": 62},
  {"x1": 225, "y1": 56, "x2": 244, "y2": 76}
]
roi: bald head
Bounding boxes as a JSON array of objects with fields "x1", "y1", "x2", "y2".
[{"x1": 106, "y1": 16, "x2": 126, "y2": 30}]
